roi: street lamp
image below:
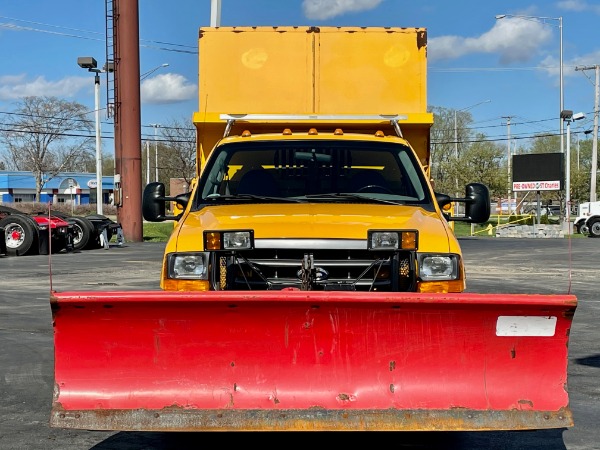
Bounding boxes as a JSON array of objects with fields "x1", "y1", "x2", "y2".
[
  {"x1": 77, "y1": 56, "x2": 109, "y2": 215},
  {"x1": 561, "y1": 110, "x2": 585, "y2": 232},
  {"x1": 140, "y1": 63, "x2": 169, "y2": 81},
  {"x1": 453, "y1": 100, "x2": 491, "y2": 214},
  {"x1": 495, "y1": 14, "x2": 563, "y2": 154}
]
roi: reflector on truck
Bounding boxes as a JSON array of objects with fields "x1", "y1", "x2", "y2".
[{"x1": 50, "y1": 290, "x2": 576, "y2": 432}]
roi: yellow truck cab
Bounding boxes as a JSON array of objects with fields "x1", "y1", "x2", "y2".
[{"x1": 143, "y1": 26, "x2": 490, "y2": 293}]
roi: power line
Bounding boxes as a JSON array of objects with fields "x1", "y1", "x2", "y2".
[{"x1": 0, "y1": 15, "x2": 198, "y2": 54}]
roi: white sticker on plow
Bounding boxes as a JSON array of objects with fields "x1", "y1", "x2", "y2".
[{"x1": 496, "y1": 316, "x2": 557, "y2": 337}]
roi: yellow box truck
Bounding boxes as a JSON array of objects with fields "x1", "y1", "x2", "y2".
[{"x1": 49, "y1": 26, "x2": 577, "y2": 432}]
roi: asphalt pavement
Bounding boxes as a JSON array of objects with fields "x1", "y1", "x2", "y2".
[{"x1": 0, "y1": 238, "x2": 598, "y2": 449}]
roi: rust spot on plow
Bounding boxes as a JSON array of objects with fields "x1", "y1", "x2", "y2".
[
  {"x1": 510, "y1": 347, "x2": 516, "y2": 359},
  {"x1": 390, "y1": 384, "x2": 395, "y2": 393},
  {"x1": 518, "y1": 399, "x2": 534, "y2": 409},
  {"x1": 336, "y1": 393, "x2": 356, "y2": 403},
  {"x1": 389, "y1": 360, "x2": 396, "y2": 371}
]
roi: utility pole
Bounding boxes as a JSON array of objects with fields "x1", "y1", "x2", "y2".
[
  {"x1": 150, "y1": 124, "x2": 161, "y2": 182},
  {"x1": 145, "y1": 140, "x2": 151, "y2": 185},
  {"x1": 453, "y1": 100, "x2": 491, "y2": 215},
  {"x1": 112, "y1": 0, "x2": 143, "y2": 242},
  {"x1": 502, "y1": 116, "x2": 514, "y2": 214},
  {"x1": 576, "y1": 65, "x2": 599, "y2": 202}
]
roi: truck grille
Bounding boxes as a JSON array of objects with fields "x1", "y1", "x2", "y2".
[{"x1": 213, "y1": 248, "x2": 416, "y2": 292}]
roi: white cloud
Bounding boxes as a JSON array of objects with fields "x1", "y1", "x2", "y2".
[
  {"x1": 140, "y1": 73, "x2": 196, "y2": 104},
  {"x1": 557, "y1": 0, "x2": 587, "y2": 11},
  {"x1": 429, "y1": 18, "x2": 552, "y2": 64},
  {"x1": 545, "y1": 49, "x2": 600, "y2": 80},
  {"x1": 0, "y1": 74, "x2": 88, "y2": 101},
  {"x1": 557, "y1": 0, "x2": 600, "y2": 14},
  {"x1": 302, "y1": 0, "x2": 383, "y2": 20}
]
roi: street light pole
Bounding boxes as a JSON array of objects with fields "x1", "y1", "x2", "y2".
[
  {"x1": 140, "y1": 63, "x2": 169, "y2": 81},
  {"x1": 210, "y1": 0, "x2": 222, "y2": 26},
  {"x1": 77, "y1": 56, "x2": 106, "y2": 215},
  {"x1": 94, "y1": 71, "x2": 102, "y2": 214},
  {"x1": 453, "y1": 100, "x2": 491, "y2": 215},
  {"x1": 565, "y1": 116, "x2": 571, "y2": 230},
  {"x1": 561, "y1": 110, "x2": 585, "y2": 232}
]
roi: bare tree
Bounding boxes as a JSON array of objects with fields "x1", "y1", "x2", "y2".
[
  {"x1": 0, "y1": 96, "x2": 95, "y2": 201},
  {"x1": 156, "y1": 117, "x2": 197, "y2": 188}
]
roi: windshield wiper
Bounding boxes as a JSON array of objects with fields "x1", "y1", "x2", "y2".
[
  {"x1": 205, "y1": 194, "x2": 304, "y2": 203},
  {"x1": 304, "y1": 193, "x2": 400, "y2": 205}
]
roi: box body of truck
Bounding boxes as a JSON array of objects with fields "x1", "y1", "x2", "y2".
[{"x1": 49, "y1": 26, "x2": 577, "y2": 432}]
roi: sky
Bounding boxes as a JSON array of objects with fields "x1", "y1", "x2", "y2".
[{"x1": 1, "y1": 0, "x2": 600, "y2": 154}]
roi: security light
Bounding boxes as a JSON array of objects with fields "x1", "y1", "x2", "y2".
[
  {"x1": 77, "y1": 57, "x2": 98, "y2": 69},
  {"x1": 560, "y1": 110, "x2": 573, "y2": 120},
  {"x1": 572, "y1": 112, "x2": 585, "y2": 121}
]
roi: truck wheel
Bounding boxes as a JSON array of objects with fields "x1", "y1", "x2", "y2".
[
  {"x1": 588, "y1": 219, "x2": 600, "y2": 238},
  {"x1": 0, "y1": 215, "x2": 36, "y2": 256},
  {"x1": 71, "y1": 217, "x2": 95, "y2": 250}
]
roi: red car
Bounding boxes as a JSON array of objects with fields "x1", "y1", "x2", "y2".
[{"x1": 0, "y1": 206, "x2": 73, "y2": 256}]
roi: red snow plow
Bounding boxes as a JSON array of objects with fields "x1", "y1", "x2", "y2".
[
  {"x1": 49, "y1": 25, "x2": 577, "y2": 434},
  {"x1": 49, "y1": 290, "x2": 576, "y2": 432}
]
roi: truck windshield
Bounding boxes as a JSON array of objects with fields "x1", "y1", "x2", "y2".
[{"x1": 196, "y1": 140, "x2": 432, "y2": 207}]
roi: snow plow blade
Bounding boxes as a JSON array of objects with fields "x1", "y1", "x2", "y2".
[{"x1": 49, "y1": 290, "x2": 576, "y2": 432}]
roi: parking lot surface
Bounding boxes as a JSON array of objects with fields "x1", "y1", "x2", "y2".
[{"x1": 0, "y1": 238, "x2": 598, "y2": 449}]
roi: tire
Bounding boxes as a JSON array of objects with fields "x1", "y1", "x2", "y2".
[
  {"x1": 70, "y1": 217, "x2": 95, "y2": 250},
  {"x1": 85, "y1": 214, "x2": 114, "y2": 248},
  {"x1": 0, "y1": 215, "x2": 37, "y2": 256},
  {"x1": 588, "y1": 219, "x2": 600, "y2": 238}
]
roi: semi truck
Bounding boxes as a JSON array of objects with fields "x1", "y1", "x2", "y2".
[
  {"x1": 0, "y1": 205, "x2": 73, "y2": 256},
  {"x1": 574, "y1": 200, "x2": 600, "y2": 237},
  {"x1": 49, "y1": 26, "x2": 577, "y2": 432}
]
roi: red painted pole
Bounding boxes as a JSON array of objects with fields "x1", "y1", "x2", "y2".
[{"x1": 114, "y1": 0, "x2": 143, "y2": 242}]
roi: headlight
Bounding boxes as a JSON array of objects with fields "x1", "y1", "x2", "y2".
[
  {"x1": 368, "y1": 230, "x2": 417, "y2": 250},
  {"x1": 418, "y1": 254, "x2": 459, "y2": 280},
  {"x1": 204, "y1": 230, "x2": 254, "y2": 250},
  {"x1": 167, "y1": 253, "x2": 209, "y2": 279}
]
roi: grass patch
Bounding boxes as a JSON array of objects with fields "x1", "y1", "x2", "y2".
[{"x1": 143, "y1": 222, "x2": 175, "y2": 242}]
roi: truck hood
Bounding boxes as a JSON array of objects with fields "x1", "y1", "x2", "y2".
[{"x1": 175, "y1": 203, "x2": 455, "y2": 253}]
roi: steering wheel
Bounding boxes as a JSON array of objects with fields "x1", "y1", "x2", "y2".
[{"x1": 356, "y1": 185, "x2": 393, "y2": 194}]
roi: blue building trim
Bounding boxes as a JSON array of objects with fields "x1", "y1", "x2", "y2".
[{"x1": 0, "y1": 171, "x2": 116, "y2": 205}]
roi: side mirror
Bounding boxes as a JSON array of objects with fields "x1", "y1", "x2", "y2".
[
  {"x1": 142, "y1": 182, "x2": 190, "y2": 222},
  {"x1": 442, "y1": 183, "x2": 491, "y2": 224},
  {"x1": 142, "y1": 183, "x2": 167, "y2": 221},
  {"x1": 463, "y1": 183, "x2": 491, "y2": 223}
]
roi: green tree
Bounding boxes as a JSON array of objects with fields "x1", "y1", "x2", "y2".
[{"x1": 459, "y1": 135, "x2": 506, "y2": 199}]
